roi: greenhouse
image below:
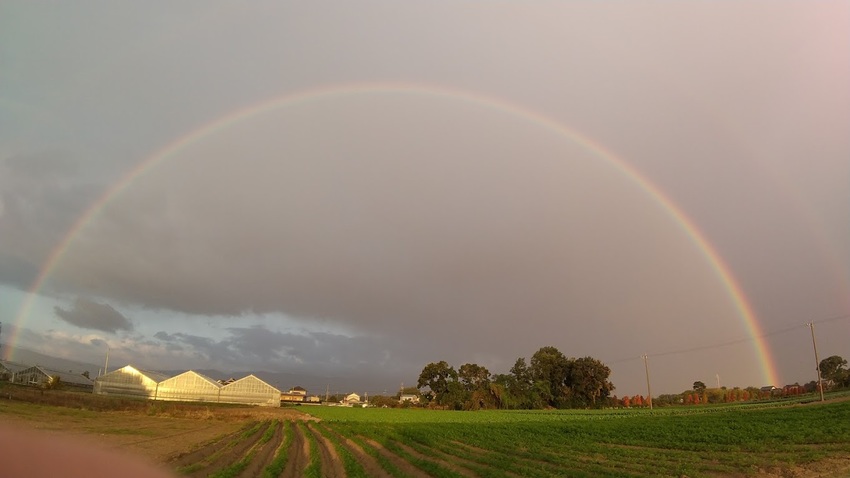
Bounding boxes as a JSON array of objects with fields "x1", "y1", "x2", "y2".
[
  {"x1": 91, "y1": 365, "x2": 281, "y2": 406},
  {"x1": 94, "y1": 365, "x2": 170, "y2": 399},
  {"x1": 219, "y1": 374, "x2": 281, "y2": 407},
  {"x1": 156, "y1": 370, "x2": 222, "y2": 403},
  {"x1": 10, "y1": 365, "x2": 94, "y2": 390}
]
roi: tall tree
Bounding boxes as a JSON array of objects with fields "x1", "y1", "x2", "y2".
[
  {"x1": 564, "y1": 356, "x2": 614, "y2": 407},
  {"x1": 530, "y1": 346, "x2": 569, "y2": 406},
  {"x1": 417, "y1": 361, "x2": 458, "y2": 402},
  {"x1": 693, "y1": 381, "x2": 707, "y2": 394},
  {"x1": 819, "y1": 355, "x2": 848, "y2": 385},
  {"x1": 458, "y1": 363, "x2": 491, "y2": 392},
  {"x1": 508, "y1": 357, "x2": 535, "y2": 409}
]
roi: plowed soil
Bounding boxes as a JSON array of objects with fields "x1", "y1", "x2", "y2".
[{"x1": 280, "y1": 421, "x2": 310, "y2": 478}]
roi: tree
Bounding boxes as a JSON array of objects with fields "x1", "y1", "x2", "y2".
[
  {"x1": 508, "y1": 358, "x2": 535, "y2": 409},
  {"x1": 458, "y1": 363, "x2": 490, "y2": 392},
  {"x1": 418, "y1": 361, "x2": 458, "y2": 406},
  {"x1": 693, "y1": 381, "x2": 707, "y2": 394},
  {"x1": 530, "y1": 346, "x2": 569, "y2": 406},
  {"x1": 819, "y1": 355, "x2": 848, "y2": 386},
  {"x1": 510, "y1": 358, "x2": 532, "y2": 386},
  {"x1": 369, "y1": 395, "x2": 399, "y2": 408},
  {"x1": 563, "y1": 356, "x2": 614, "y2": 407}
]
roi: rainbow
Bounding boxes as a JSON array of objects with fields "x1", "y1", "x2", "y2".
[{"x1": 7, "y1": 82, "x2": 781, "y2": 386}]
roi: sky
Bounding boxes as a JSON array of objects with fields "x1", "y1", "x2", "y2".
[{"x1": 1, "y1": 2, "x2": 848, "y2": 397}]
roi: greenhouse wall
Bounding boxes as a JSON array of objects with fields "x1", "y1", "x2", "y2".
[
  {"x1": 156, "y1": 370, "x2": 222, "y2": 403},
  {"x1": 94, "y1": 365, "x2": 169, "y2": 399},
  {"x1": 219, "y1": 375, "x2": 281, "y2": 407}
]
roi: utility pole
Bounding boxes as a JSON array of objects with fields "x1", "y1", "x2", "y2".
[
  {"x1": 103, "y1": 346, "x2": 109, "y2": 377},
  {"x1": 642, "y1": 354, "x2": 653, "y2": 410},
  {"x1": 806, "y1": 322, "x2": 825, "y2": 402}
]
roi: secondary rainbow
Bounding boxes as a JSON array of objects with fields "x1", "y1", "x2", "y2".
[{"x1": 8, "y1": 82, "x2": 782, "y2": 386}]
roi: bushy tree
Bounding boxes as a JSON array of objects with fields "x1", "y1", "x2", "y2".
[
  {"x1": 418, "y1": 361, "x2": 457, "y2": 395},
  {"x1": 819, "y1": 355, "x2": 848, "y2": 386},
  {"x1": 564, "y1": 356, "x2": 614, "y2": 407},
  {"x1": 369, "y1": 395, "x2": 399, "y2": 408},
  {"x1": 530, "y1": 346, "x2": 569, "y2": 407},
  {"x1": 458, "y1": 363, "x2": 490, "y2": 392}
]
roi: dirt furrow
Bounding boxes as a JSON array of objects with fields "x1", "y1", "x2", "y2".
[
  {"x1": 320, "y1": 425, "x2": 392, "y2": 478},
  {"x1": 415, "y1": 440, "x2": 521, "y2": 478},
  {"x1": 280, "y1": 421, "x2": 310, "y2": 478},
  {"x1": 168, "y1": 424, "x2": 251, "y2": 468},
  {"x1": 307, "y1": 423, "x2": 346, "y2": 478},
  {"x1": 362, "y1": 437, "x2": 431, "y2": 478},
  {"x1": 445, "y1": 441, "x2": 523, "y2": 478},
  {"x1": 394, "y1": 440, "x2": 477, "y2": 478},
  {"x1": 237, "y1": 421, "x2": 284, "y2": 478},
  {"x1": 186, "y1": 423, "x2": 267, "y2": 477}
]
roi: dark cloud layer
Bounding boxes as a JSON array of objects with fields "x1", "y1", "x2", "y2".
[{"x1": 54, "y1": 298, "x2": 134, "y2": 333}]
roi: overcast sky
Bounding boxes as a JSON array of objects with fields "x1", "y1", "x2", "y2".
[{"x1": 1, "y1": 2, "x2": 848, "y2": 396}]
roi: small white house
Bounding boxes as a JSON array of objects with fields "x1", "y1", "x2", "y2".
[
  {"x1": 399, "y1": 394, "x2": 420, "y2": 404},
  {"x1": 343, "y1": 392, "x2": 362, "y2": 406}
]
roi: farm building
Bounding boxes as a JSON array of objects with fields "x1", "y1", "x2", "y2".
[
  {"x1": 0, "y1": 361, "x2": 29, "y2": 381},
  {"x1": 219, "y1": 374, "x2": 280, "y2": 407},
  {"x1": 399, "y1": 394, "x2": 420, "y2": 404},
  {"x1": 280, "y1": 386, "x2": 307, "y2": 403},
  {"x1": 94, "y1": 365, "x2": 170, "y2": 399},
  {"x1": 10, "y1": 365, "x2": 94, "y2": 390},
  {"x1": 91, "y1": 364, "x2": 281, "y2": 407},
  {"x1": 156, "y1": 370, "x2": 222, "y2": 403},
  {"x1": 343, "y1": 393, "x2": 363, "y2": 406}
]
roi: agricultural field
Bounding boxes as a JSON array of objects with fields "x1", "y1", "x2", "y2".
[{"x1": 2, "y1": 383, "x2": 850, "y2": 477}]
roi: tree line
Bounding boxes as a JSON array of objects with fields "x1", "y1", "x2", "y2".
[{"x1": 417, "y1": 346, "x2": 614, "y2": 410}]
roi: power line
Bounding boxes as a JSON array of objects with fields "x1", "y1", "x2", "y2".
[{"x1": 605, "y1": 313, "x2": 850, "y2": 365}]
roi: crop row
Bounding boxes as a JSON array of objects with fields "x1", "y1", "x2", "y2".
[
  {"x1": 308, "y1": 399, "x2": 850, "y2": 477},
  {"x1": 168, "y1": 400, "x2": 850, "y2": 477}
]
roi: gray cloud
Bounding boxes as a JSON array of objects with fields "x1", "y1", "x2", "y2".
[
  {"x1": 54, "y1": 298, "x2": 134, "y2": 333},
  {"x1": 90, "y1": 338, "x2": 107, "y2": 348},
  {"x1": 0, "y1": 152, "x2": 110, "y2": 291}
]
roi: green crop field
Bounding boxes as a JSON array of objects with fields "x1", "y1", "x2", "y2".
[
  {"x1": 303, "y1": 399, "x2": 850, "y2": 477},
  {"x1": 4, "y1": 381, "x2": 850, "y2": 477}
]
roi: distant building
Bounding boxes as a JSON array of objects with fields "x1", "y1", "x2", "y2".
[
  {"x1": 0, "y1": 361, "x2": 29, "y2": 381},
  {"x1": 157, "y1": 370, "x2": 222, "y2": 403},
  {"x1": 92, "y1": 364, "x2": 281, "y2": 407},
  {"x1": 0, "y1": 362, "x2": 14, "y2": 381},
  {"x1": 343, "y1": 393, "x2": 362, "y2": 406},
  {"x1": 281, "y1": 386, "x2": 308, "y2": 403},
  {"x1": 219, "y1": 375, "x2": 281, "y2": 407},
  {"x1": 94, "y1": 365, "x2": 169, "y2": 399},
  {"x1": 399, "y1": 394, "x2": 420, "y2": 404},
  {"x1": 11, "y1": 365, "x2": 94, "y2": 391}
]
